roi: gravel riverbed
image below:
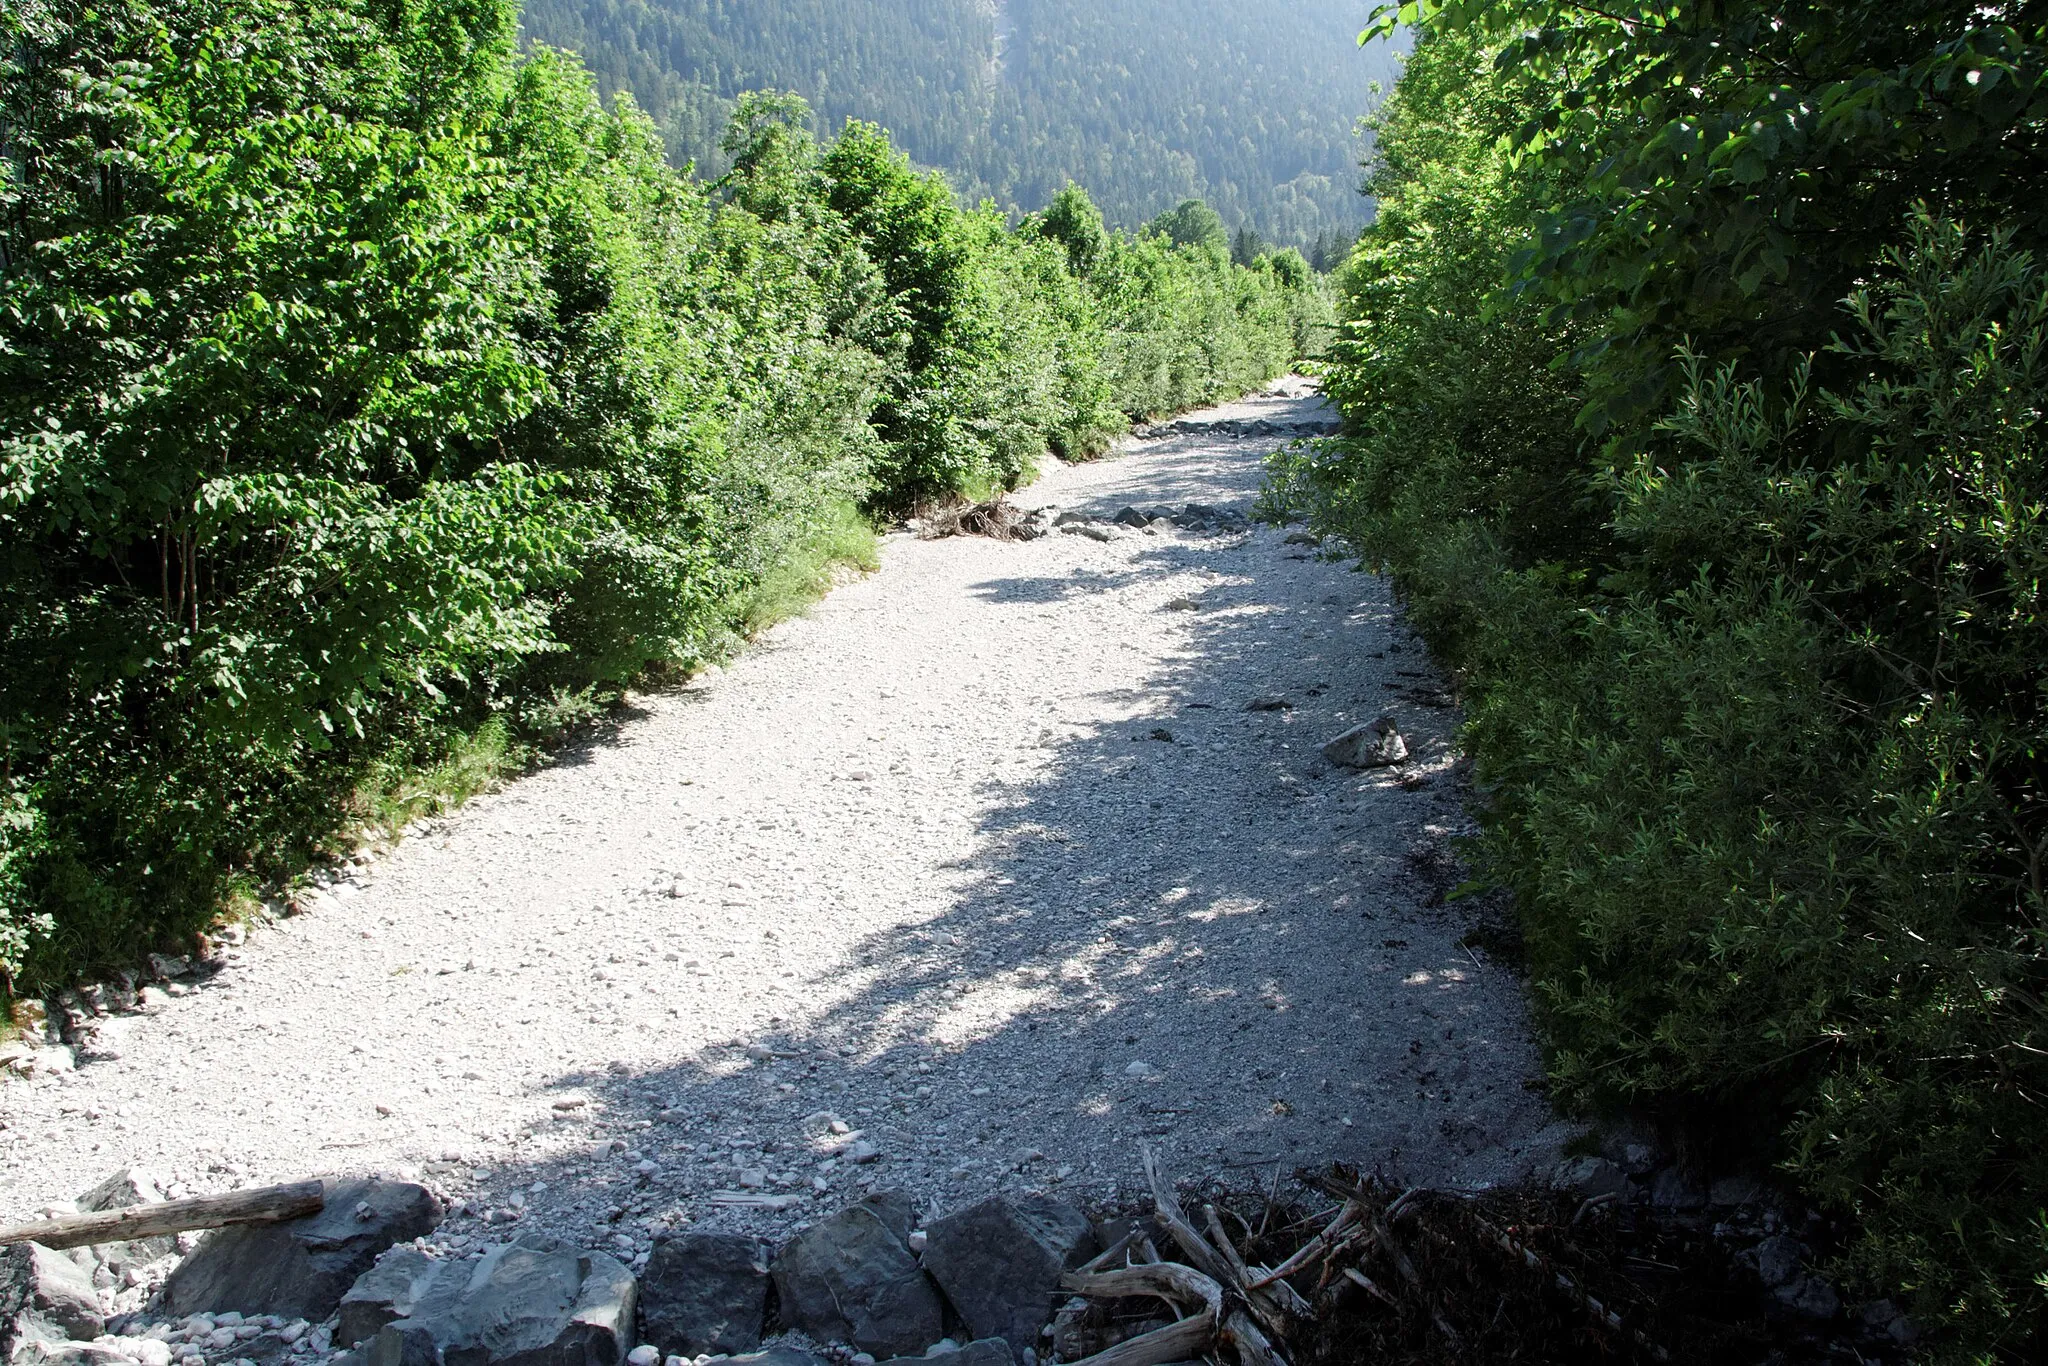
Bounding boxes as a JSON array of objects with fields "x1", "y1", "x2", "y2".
[{"x1": 1, "y1": 378, "x2": 1563, "y2": 1284}]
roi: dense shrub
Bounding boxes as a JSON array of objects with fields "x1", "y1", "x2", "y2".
[
  {"x1": 0, "y1": 0, "x2": 1312, "y2": 997},
  {"x1": 1273, "y1": 4, "x2": 2046, "y2": 1356}
]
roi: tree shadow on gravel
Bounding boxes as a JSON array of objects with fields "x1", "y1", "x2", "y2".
[{"x1": 411, "y1": 523, "x2": 1554, "y2": 1269}]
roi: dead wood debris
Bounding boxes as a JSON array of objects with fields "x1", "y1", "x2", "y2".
[
  {"x1": 917, "y1": 495, "x2": 1027, "y2": 540},
  {"x1": 1050, "y1": 1152, "x2": 1849, "y2": 1366}
]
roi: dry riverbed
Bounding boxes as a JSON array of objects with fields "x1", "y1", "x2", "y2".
[{"x1": 1, "y1": 377, "x2": 1563, "y2": 1286}]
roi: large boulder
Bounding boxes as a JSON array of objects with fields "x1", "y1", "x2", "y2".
[
  {"x1": 163, "y1": 1179, "x2": 441, "y2": 1321},
  {"x1": 338, "y1": 1247, "x2": 443, "y2": 1348},
  {"x1": 70, "y1": 1170, "x2": 177, "y2": 1278},
  {"x1": 366, "y1": 1233, "x2": 636, "y2": 1366},
  {"x1": 1, "y1": 1243, "x2": 103, "y2": 1361},
  {"x1": 920, "y1": 1197, "x2": 1095, "y2": 1362},
  {"x1": 771, "y1": 1191, "x2": 941, "y2": 1358},
  {"x1": 638, "y1": 1233, "x2": 768, "y2": 1359}
]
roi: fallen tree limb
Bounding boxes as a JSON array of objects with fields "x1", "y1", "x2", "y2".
[
  {"x1": 1341, "y1": 1266, "x2": 1399, "y2": 1310},
  {"x1": 1246, "y1": 1201, "x2": 1359, "y2": 1289},
  {"x1": 1472, "y1": 1213, "x2": 1669, "y2": 1363},
  {"x1": 1062, "y1": 1262, "x2": 1224, "y2": 1318},
  {"x1": 1140, "y1": 1146, "x2": 1235, "y2": 1289},
  {"x1": 0, "y1": 1181, "x2": 324, "y2": 1251},
  {"x1": 1205, "y1": 1203, "x2": 1312, "y2": 1328},
  {"x1": 1223, "y1": 1309, "x2": 1286, "y2": 1366},
  {"x1": 1061, "y1": 1307, "x2": 1217, "y2": 1366},
  {"x1": 1075, "y1": 1228, "x2": 1140, "y2": 1276},
  {"x1": 1367, "y1": 1207, "x2": 1463, "y2": 1352}
]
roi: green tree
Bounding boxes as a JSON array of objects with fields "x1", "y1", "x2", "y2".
[{"x1": 1147, "y1": 198, "x2": 1229, "y2": 259}]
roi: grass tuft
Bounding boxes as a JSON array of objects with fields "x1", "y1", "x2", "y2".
[{"x1": 737, "y1": 499, "x2": 883, "y2": 635}]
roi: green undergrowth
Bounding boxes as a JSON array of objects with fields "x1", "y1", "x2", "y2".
[
  {"x1": 734, "y1": 499, "x2": 884, "y2": 639},
  {"x1": 1277, "y1": 6, "x2": 2048, "y2": 1358}
]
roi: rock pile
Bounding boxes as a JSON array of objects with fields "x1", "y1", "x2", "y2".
[
  {"x1": 4, "y1": 1150, "x2": 1926, "y2": 1366},
  {"x1": 3, "y1": 1179, "x2": 1110, "y2": 1366},
  {"x1": 1129, "y1": 416, "x2": 1341, "y2": 441},
  {"x1": 1025, "y1": 504, "x2": 1252, "y2": 543}
]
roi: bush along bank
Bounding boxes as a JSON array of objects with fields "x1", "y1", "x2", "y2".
[
  {"x1": 1265, "y1": 4, "x2": 2048, "y2": 1358},
  {"x1": 0, "y1": 0, "x2": 1321, "y2": 1004}
]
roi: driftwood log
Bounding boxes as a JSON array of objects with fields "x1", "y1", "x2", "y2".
[{"x1": 0, "y1": 1180, "x2": 324, "y2": 1251}]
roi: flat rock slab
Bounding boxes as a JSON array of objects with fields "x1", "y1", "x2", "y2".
[
  {"x1": 638, "y1": 1232, "x2": 770, "y2": 1358},
  {"x1": 920, "y1": 1197, "x2": 1094, "y2": 1359},
  {"x1": 771, "y1": 1192, "x2": 939, "y2": 1357},
  {"x1": 365, "y1": 1233, "x2": 636, "y2": 1366},
  {"x1": 2, "y1": 1242, "x2": 104, "y2": 1359},
  {"x1": 163, "y1": 1179, "x2": 440, "y2": 1321}
]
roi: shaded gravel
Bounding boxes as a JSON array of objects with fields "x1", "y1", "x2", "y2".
[{"x1": 1, "y1": 378, "x2": 1564, "y2": 1293}]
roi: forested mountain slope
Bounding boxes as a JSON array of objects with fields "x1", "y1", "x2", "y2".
[{"x1": 519, "y1": 0, "x2": 1404, "y2": 250}]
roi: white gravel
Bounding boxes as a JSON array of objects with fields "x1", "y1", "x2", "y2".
[{"x1": 1, "y1": 377, "x2": 1564, "y2": 1266}]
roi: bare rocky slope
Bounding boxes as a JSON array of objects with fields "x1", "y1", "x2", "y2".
[{"x1": 1, "y1": 378, "x2": 1562, "y2": 1289}]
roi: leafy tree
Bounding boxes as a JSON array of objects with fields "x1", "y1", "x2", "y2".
[
  {"x1": 1029, "y1": 183, "x2": 1108, "y2": 276},
  {"x1": 1147, "y1": 198, "x2": 1229, "y2": 259}
]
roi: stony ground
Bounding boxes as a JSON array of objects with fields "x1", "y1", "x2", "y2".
[{"x1": 1, "y1": 377, "x2": 1565, "y2": 1281}]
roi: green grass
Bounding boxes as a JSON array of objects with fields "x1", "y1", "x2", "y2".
[
  {"x1": 736, "y1": 498, "x2": 884, "y2": 635},
  {"x1": 343, "y1": 714, "x2": 529, "y2": 848}
]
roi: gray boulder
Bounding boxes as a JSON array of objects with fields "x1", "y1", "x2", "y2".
[
  {"x1": 1548, "y1": 1156, "x2": 1628, "y2": 1202},
  {"x1": 1752, "y1": 1234, "x2": 1806, "y2": 1289},
  {"x1": 163, "y1": 1179, "x2": 441, "y2": 1320},
  {"x1": 338, "y1": 1247, "x2": 442, "y2": 1347},
  {"x1": 1775, "y1": 1275, "x2": 1842, "y2": 1321},
  {"x1": 1111, "y1": 507, "x2": 1149, "y2": 528},
  {"x1": 1707, "y1": 1175, "x2": 1765, "y2": 1207},
  {"x1": 771, "y1": 1191, "x2": 941, "y2": 1358},
  {"x1": 920, "y1": 1196, "x2": 1095, "y2": 1361},
  {"x1": 1648, "y1": 1167, "x2": 1708, "y2": 1210},
  {"x1": 70, "y1": 1169, "x2": 176, "y2": 1277},
  {"x1": 639, "y1": 1233, "x2": 769, "y2": 1358},
  {"x1": 1321, "y1": 717, "x2": 1407, "y2": 769},
  {"x1": 1, "y1": 1243, "x2": 104, "y2": 1361},
  {"x1": 11, "y1": 1343, "x2": 130, "y2": 1366},
  {"x1": 366, "y1": 1233, "x2": 636, "y2": 1366}
]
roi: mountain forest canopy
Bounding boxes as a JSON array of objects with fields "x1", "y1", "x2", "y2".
[
  {"x1": 0, "y1": 0, "x2": 1321, "y2": 1001},
  {"x1": 517, "y1": 0, "x2": 1405, "y2": 253}
]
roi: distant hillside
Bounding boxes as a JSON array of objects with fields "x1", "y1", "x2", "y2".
[{"x1": 518, "y1": 0, "x2": 1406, "y2": 252}]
